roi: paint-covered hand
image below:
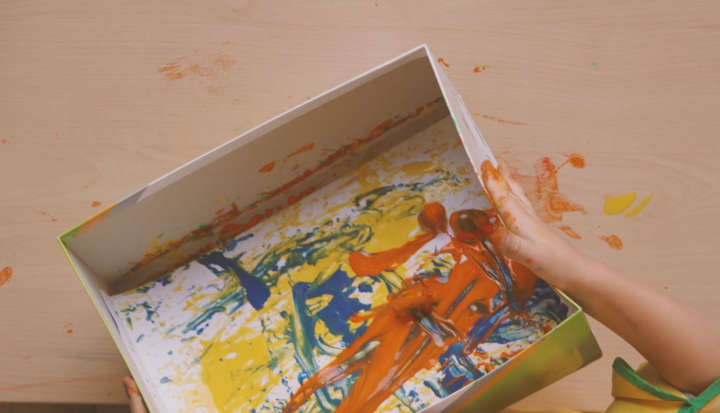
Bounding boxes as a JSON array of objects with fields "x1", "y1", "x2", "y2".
[
  {"x1": 480, "y1": 160, "x2": 587, "y2": 291},
  {"x1": 123, "y1": 376, "x2": 148, "y2": 413}
]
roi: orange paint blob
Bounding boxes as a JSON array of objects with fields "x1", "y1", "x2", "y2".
[
  {"x1": 599, "y1": 234, "x2": 623, "y2": 250},
  {"x1": 437, "y1": 57, "x2": 450, "y2": 68},
  {"x1": 479, "y1": 114, "x2": 527, "y2": 126},
  {"x1": 66, "y1": 329, "x2": 73, "y2": 334},
  {"x1": 558, "y1": 225, "x2": 582, "y2": 239},
  {"x1": 473, "y1": 65, "x2": 488, "y2": 73},
  {"x1": 91, "y1": 201, "x2": 101, "y2": 207},
  {"x1": 567, "y1": 153, "x2": 585, "y2": 168},
  {"x1": 0, "y1": 266, "x2": 12, "y2": 287},
  {"x1": 511, "y1": 156, "x2": 587, "y2": 223},
  {"x1": 1, "y1": 138, "x2": 7, "y2": 144},
  {"x1": 258, "y1": 161, "x2": 275, "y2": 173}
]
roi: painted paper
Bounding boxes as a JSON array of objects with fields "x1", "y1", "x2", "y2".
[{"x1": 107, "y1": 117, "x2": 569, "y2": 413}]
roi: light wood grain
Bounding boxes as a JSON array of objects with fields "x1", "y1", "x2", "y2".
[{"x1": 1, "y1": 0, "x2": 719, "y2": 410}]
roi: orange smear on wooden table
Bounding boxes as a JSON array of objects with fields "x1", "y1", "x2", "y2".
[
  {"x1": 438, "y1": 57, "x2": 450, "y2": 68},
  {"x1": 91, "y1": 201, "x2": 101, "y2": 207},
  {"x1": 511, "y1": 156, "x2": 587, "y2": 223},
  {"x1": 599, "y1": 234, "x2": 623, "y2": 250},
  {"x1": 558, "y1": 225, "x2": 582, "y2": 239},
  {"x1": 0, "y1": 266, "x2": 12, "y2": 287}
]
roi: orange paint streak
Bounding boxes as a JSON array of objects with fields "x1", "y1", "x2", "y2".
[
  {"x1": 258, "y1": 161, "x2": 275, "y2": 173},
  {"x1": 479, "y1": 114, "x2": 527, "y2": 126},
  {"x1": 285, "y1": 202, "x2": 538, "y2": 413},
  {"x1": 157, "y1": 63, "x2": 178, "y2": 73},
  {"x1": 349, "y1": 233, "x2": 436, "y2": 277},
  {"x1": 288, "y1": 186, "x2": 317, "y2": 206},
  {"x1": 91, "y1": 201, "x2": 101, "y2": 207},
  {"x1": 558, "y1": 225, "x2": 582, "y2": 239},
  {"x1": 511, "y1": 157, "x2": 587, "y2": 223},
  {"x1": 285, "y1": 142, "x2": 315, "y2": 160},
  {"x1": 437, "y1": 57, "x2": 450, "y2": 68},
  {"x1": 37, "y1": 210, "x2": 58, "y2": 222},
  {"x1": 72, "y1": 203, "x2": 116, "y2": 238},
  {"x1": 599, "y1": 234, "x2": 623, "y2": 250},
  {"x1": 129, "y1": 98, "x2": 443, "y2": 281},
  {"x1": 214, "y1": 55, "x2": 237, "y2": 70},
  {"x1": 0, "y1": 266, "x2": 13, "y2": 287},
  {"x1": 188, "y1": 64, "x2": 214, "y2": 77}
]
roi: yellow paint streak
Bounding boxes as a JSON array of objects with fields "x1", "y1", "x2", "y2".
[
  {"x1": 200, "y1": 327, "x2": 278, "y2": 412},
  {"x1": 625, "y1": 193, "x2": 653, "y2": 217},
  {"x1": 603, "y1": 192, "x2": 637, "y2": 215},
  {"x1": 400, "y1": 161, "x2": 435, "y2": 177}
]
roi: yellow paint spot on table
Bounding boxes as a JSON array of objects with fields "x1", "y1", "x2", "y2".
[
  {"x1": 625, "y1": 193, "x2": 653, "y2": 217},
  {"x1": 603, "y1": 192, "x2": 636, "y2": 215}
]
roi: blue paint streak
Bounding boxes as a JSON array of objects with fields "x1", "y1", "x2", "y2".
[{"x1": 198, "y1": 251, "x2": 270, "y2": 310}]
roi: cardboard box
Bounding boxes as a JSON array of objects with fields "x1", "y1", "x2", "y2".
[{"x1": 59, "y1": 45, "x2": 601, "y2": 413}]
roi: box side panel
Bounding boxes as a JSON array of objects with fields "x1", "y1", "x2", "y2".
[
  {"x1": 424, "y1": 47, "x2": 497, "y2": 173},
  {"x1": 447, "y1": 311, "x2": 601, "y2": 412},
  {"x1": 64, "y1": 51, "x2": 449, "y2": 290},
  {"x1": 57, "y1": 239, "x2": 163, "y2": 413}
]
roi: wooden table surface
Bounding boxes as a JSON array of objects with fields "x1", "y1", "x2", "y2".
[{"x1": 2, "y1": 0, "x2": 719, "y2": 410}]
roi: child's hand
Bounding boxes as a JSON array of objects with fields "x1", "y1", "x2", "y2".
[
  {"x1": 480, "y1": 160, "x2": 587, "y2": 290},
  {"x1": 123, "y1": 376, "x2": 148, "y2": 413}
]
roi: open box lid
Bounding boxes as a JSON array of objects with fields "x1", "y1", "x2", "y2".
[{"x1": 59, "y1": 45, "x2": 600, "y2": 413}]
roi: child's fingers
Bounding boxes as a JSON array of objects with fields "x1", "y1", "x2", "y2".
[
  {"x1": 481, "y1": 161, "x2": 527, "y2": 231},
  {"x1": 123, "y1": 376, "x2": 148, "y2": 413},
  {"x1": 497, "y1": 162, "x2": 531, "y2": 205},
  {"x1": 480, "y1": 160, "x2": 509, "y2": 202},
  {"x1": 489, "y1": 226, "x2": 533, "y2": 263}
]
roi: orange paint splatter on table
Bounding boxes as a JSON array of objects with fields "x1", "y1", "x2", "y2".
[
  {"x1": 214, "y1": 55, "x2": 237, "y2": 70},
  {"x1": 91, "y1": 201, "x2": 102, "y2": 207},
  {"x1": 37, "y1": 210, "x2": 58, "y2": 222},
  {"x1": 478, "y1": 114, "x2": 527, "y2": 126},
  {"x1": 599, "y1": 234, "x2": 623, "y2": 250},
  {"x1": 0, "y1": 266, "x2": 13, "y2": 287},
  {"x1": 438, "y1": 57, "x2": 450, "y2": 68},
  {"x1": 473, "y1": 65, "x2": 488, "y2": 73},
  {"x1": 258, "y1": 161, "x2": 276, "y2": 173},
  {"x1": 511, "y1": 156, "x2": 587, "y2": 223},
  {"x1": 559, "y1": 153, "x2": 586, "y2": 169},
  {"x1": 558, "y1": 225, "x2": 582, "y2": 239},
  {"x1": 1, "y1": 138, "x2": 7, "y2": 144}
]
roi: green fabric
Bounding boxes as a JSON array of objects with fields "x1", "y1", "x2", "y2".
[{"x1": 612, "y1": 357, "x2": 687, "y2": 402}]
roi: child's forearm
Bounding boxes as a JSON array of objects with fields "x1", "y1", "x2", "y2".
[
  {"x1": 563, "y1": 256, "x2": 720, "y2": 394},
  {"x1": 481, "y1": 160, "x2": 720, "y2": 395}
]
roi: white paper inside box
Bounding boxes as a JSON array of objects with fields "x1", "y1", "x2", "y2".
[{"x1": 59, "y1": 46, "x2": 599, "y2": 413}]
